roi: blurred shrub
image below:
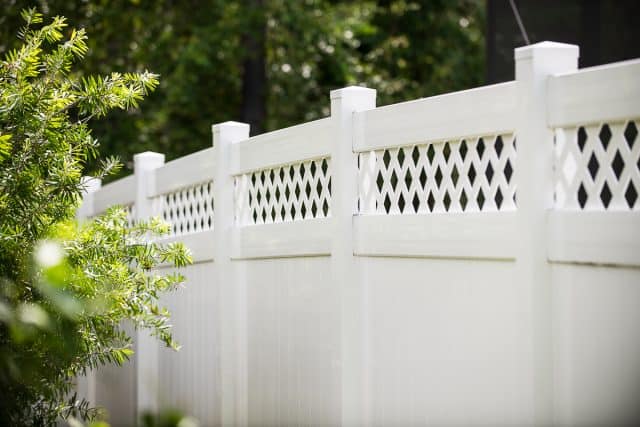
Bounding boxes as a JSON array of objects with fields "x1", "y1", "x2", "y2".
[{"x1": 0, "y1": 9, "x2": 191, "y2": 425}]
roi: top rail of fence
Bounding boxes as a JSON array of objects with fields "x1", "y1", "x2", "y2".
[
  {"x1": 547, "y1": 58, "x2": 640, "y2": 128},
  {"x1": 229, "y1": 117, "x2": 332, "y2": 175},
  {"x1": 93, "y1": 174, "x2": 135, "y2": 215},
  {"x1": 353, "y1": 81, "x2": 517, "y2": 152},
  {"x1": 149, "y1": 146, "x2": 216, "y2": 198}
]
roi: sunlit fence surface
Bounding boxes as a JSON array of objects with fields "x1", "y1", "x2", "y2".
[{"x1": 76, "y1": 42, "x2": 640, "y2": 427}]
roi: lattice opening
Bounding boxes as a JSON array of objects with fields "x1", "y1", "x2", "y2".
[
  {"x1": 235, "y1": 158, "x2": 331, "y2": 225},
  {"x1": 157, "y1": 181, "x2": 214, "y2": 236},
  {"x1": 124, "y1": 204, "x2": 136, "y2": 228},
  {"x1": 359, "y1": 134, "x2": 516, "y2": 214},
  {"x1": 555, "y1": 119, "x2": 640, "y2": 210}
]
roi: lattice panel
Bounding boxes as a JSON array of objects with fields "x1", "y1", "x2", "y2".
[
  {"x1": 359, "y1": 134, "x2": 516, "y2": 214},
  {"x1": 555, "y1": 120, "x2": 639, "y2": 210},
  {"x1": 124, "y1": 204, "x2": 136, "y2": 228},
  {"x1": 235, "y1": 158, "x2": 331, "y2": 225},
  {"x1": 157, "y1": 181, "x2": 214, "y2": 236}
]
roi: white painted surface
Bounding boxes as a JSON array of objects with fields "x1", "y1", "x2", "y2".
[
  {"x1": 134, "y1": 152, "x2": 166, "y2": 418},
  {"x1": 76, "y1": 176, "x2": 102, "y2": 220},
  {"x1": 551, "y1": 263, "x2": 640, "y2": 426},
  {"x1": 548, "y1": 59, "x2": 640, "y2": 128},
  {"x1": 514, "y1": 41, "x2": 580, "y2": 426},
  {"x1": 79, "y1": 44, "x2": 640, "y2": 426},
  {"x1": 230, "y1": 117, "x2": 331, "y2": 175},
  {"x1": 158, "y1": 262, "x2": 220, "y2": 426},
  {"x1": 93, "y1": 321, "x2": 137, "y2": 427},
  {"x1": 331, "y1": 86, "x2": 377, "y2": 426},
  {"x1": 354, "y1": 212, "x2": 517, "y2": 260},
  {"x1": 213, "y1": 122, "x2": 251, "y2": 426},
  {"x1": 93, "y1": 174, "x2": 135, "y2": 214},
  {"x1": 353, "y1": 81, "x2": 516, "y2": 152},
  {"x1": 150, "y1": 147, "x2": 216, "y2": 198},
  {"x1": 239, "y1": 257, "x2": 341, "y2": 427},
  {"x1": 231, "y1": 218, "x2": 331, "y2": 259},
  {"x1": 362, "y1": 257, "x2": 529, "y2": 426},
  {"x1": 548, "y1": 211, "x2": 640, "y2": 267}
]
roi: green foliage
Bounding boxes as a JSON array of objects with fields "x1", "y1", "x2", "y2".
[
  {"x1": 0, "y1": 9, "x2": 190, "y2": 426},
  {"x1": 1, "y1": 1, "x2": 484, "y2": 179},
  {"x1": 141, "y1": 408, "x2": 199, "y2": 427}
]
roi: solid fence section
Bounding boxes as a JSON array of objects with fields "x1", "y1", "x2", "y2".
[{"x1": 78, "y1": 41, "x2": 640, "y2": 427}]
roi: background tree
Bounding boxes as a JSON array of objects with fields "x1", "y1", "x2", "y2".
[{"x1": 1, "y1": 0, "x2": 484, "y2": 179}]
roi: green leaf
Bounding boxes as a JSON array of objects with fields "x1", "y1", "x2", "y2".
[{"x1": 0, "y1": 134, "x2": 12, "y2": 161}]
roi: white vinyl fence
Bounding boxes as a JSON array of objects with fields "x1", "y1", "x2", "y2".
[{"x1": 76, "y1": 42, "x2": 640, "y2": 426}]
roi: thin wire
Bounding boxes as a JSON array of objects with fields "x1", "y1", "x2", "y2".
[{"x1": 508, "y1": 0, "x2": 531, "y2": 45}]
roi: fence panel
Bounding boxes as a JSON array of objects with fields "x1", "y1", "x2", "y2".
[
  {"x1": 158, "y1": 262, "x2": 220, "y2": 425},
  {"x1": 78, "y1": 41, "x2": 640, "y2": 427},
  {"x1": 547, "y1": 57, "x2": 640, "y2": 426}
]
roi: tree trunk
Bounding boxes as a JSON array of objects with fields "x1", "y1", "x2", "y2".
[{"x1": 240, "y1": 0, "x2": 267, "y2": 135}]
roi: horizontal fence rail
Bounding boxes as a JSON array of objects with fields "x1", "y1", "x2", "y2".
[
  {"x1": 547, "y1": 59, "x2": 640, "y2": 128},
  {"x1": 77, "y1": 42, "x2": 640, "y2": 427},
  {"x1": 91, "y1": 174, "x2": 135, "y2": 217},
  {"x1": 230, "y1": 117, "x2": 332, "y2": 175},
  {"x1": 352, "y1": 81, "x2": 517, "y2": 152}
]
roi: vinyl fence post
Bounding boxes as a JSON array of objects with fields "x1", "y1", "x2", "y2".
[
  {"x1": 77, "y1": 176, "x2": 102, "y2": 220},
  {"x1": 133, "y1": 151, "x2": 166, "y2": 418},
  {"x1": 213, "y1": 121, "x2": 250, "y2": 427},
  {"x1": 514, "y1": 42, "x2": 578, "y2": 425},
  {"x1": 330, "y1": 86, "x2": 376, "y2": 426}
]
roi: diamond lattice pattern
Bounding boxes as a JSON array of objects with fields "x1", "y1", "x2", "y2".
[
  {"x1": 555, "y1": 120, "x2": 639, "y2": 210},
  {"x1": 158, "y1": 181, "x2": 215, "y2": 236},
  {"x1": 358, "y1": 134, "x2": 516, "y2": 214},
  {"x1": 235, "y1": 158, "x2": 331, "y2": 225},
  {"x1": 124, "y1": 204, "x2": 136, "y2": 228}
]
